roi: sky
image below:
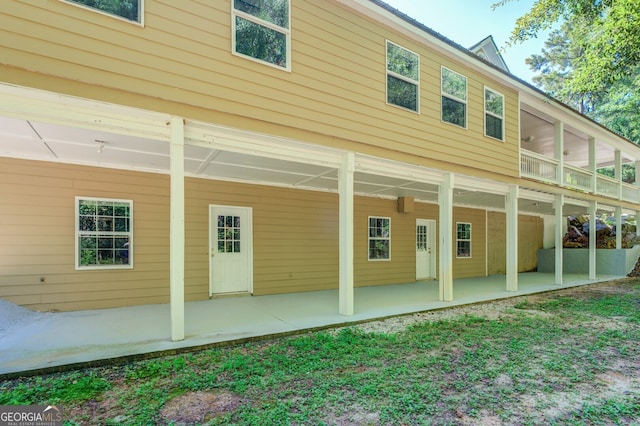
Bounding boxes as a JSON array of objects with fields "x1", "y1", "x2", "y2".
[{"x1": 381, "y1": 0, "x2": 550, "y2": 84}]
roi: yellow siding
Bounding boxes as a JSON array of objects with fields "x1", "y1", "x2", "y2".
[
  {"x1": 487, "y1": 212, "x2": 544, "y2": 274},
  {"x1": 452, "y1": 207, "x2": 487, "y2": 279},
  {"x1": 1, "y1": 0, "x2": 519, "y2": 180}
]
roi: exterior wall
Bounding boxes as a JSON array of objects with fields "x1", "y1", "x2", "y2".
[
  {"x1": 0, "y1": 0, "x2": 519, "y2": 180},
  {"x1": 452, "y1": 207, "x2": 487, "y2": 279},
  {"x1": 0, "y1": 157, "x2": 170, "y2": 311},
  {"x1": 487, "y1": 212, "x2": 544, "y2": 274}
]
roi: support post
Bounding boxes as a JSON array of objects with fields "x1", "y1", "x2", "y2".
[
  {"x1": 169, "y1": 117, "x2": 185, "y2": 341},
  {"x1": 554, "y1": 121, "x2": 565, "y2": 186},
  {"x1": 615, "y1": 150, "x2": 622, "y2": 200},
  {"x1": 616, "y1": 206, "x2": 623, "y2": 250},
  {"x1": 506, "y1": 185, "x2": 519, "y2": 291},
  {"x1": 554, "y1": 194, "x2": 564, "y2": 286},
  {"x1": 589, "y1": 201, "x2": 597, "y2": 280},
  {"x1": 589, "y1": 137, "x2": 596, "y2": 194},
  {"x1": 439, "y1": 173, "x2": 454, "y2": 302},
  {"x1": 339, "y1": 152, "x2": 355, "y2": 315}
]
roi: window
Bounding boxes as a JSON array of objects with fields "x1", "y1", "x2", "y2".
[
  {"x1": 484, "y1": 87, "x2": 505, "y2": 141},
  {"x1": 217, "y1": 215, "x2": 241, "y2": 253},
  {"x1": 368, "y1": 217, "x2": 391, "y2": 260},
  {"x1": 232, "y1": 0, "x2": 291, "y2": 70},
  {"x1": 63, "y1": 0, "x2": 142, "y2": 23},
  {"x1": 76, "y1": 197, "x2": 133, "y2": 269},
  {"x1": 441, "y1": 67, "x2": 467, "y2": 127},
  {"x1": 386, "y1": 41, "x2": 420, "y2": 112},
  {"x1": 456, "y1": 222, "x2": 471, "y2": 258}
]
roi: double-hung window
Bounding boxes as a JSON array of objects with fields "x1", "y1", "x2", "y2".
[
  {"x1": 76, "y1": 197, "x2": 133, "y2": 269},
  {"x1": 441, "y1": 67, "x2": 467, "y2": 127},
  {"x1": 63, "y1": 0, "x2": 142, "y2": 23},
  {"x1": 232, "y1": 0, "x2": 291, "y2": 70},
  {"x1": 386, "y1": 41, "x2": 420, "y2": 112},
  {"x1": 368, "y1": 217, "x2": 391, "y2": 260},
  {"x1": 484, "y1": 87, "x2": 505, "y2": 141},
  {"x1": 456, "y1": 222, "x2": 471, "y2": 258}
]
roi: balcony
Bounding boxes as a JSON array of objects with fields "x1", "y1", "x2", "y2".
[{"x1": 521, "y1": 149, "x2": 640, "y2": 203}]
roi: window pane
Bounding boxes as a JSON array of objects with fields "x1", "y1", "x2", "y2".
[
  {"x1": 442, "y1": 68, "x2": 466, "y2": 101},
  {"x1": 67, "y1": 0, "x2": 140, "y2": 22},
  {"x1": 369, "y1": 240, "x2": 390, "y2": 260},
  {"x1": 387, "y1": 43, "x2": 419, "y2": 80},
  {"x1": 457, "y1": 241, "x2": 471, "y2": 257},
  {"x1": 442, "y1": 97, "x2": 466, "y2": 127},
  {"x1": 486, "y1": 115, "x2": 503, "y2": 140},
  {"x1": 234, "y1": 0, "x2": 289, "y2": 29},
  {"x1": 485, "y1": 89, "x2": 503, "y2": 117},
  {"x1": 235, "y1": 16, "x2": 287, "y2": 68},
  {"x1": 387, "y1": 75, "x2": 418, "y2": 111}
]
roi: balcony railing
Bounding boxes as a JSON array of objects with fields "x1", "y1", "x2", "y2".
[{"x1": 521, "y1": 149, "x2": 639, "y2": 203}]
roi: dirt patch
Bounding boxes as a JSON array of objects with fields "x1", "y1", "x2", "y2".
[{"x1": 158, "y1": 390, "x2": 245, "y2": 425}]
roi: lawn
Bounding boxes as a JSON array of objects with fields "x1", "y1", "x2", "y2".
[{"x1": 1, "y1": 280, "x2": 639, "y2": 425}]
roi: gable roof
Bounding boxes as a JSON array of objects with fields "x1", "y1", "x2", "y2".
[{"x1": 469, "y1": 35, "x2": 510, "y2": 73}]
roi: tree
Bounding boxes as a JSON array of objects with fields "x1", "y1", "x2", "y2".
[
  {"x1": 70, "y1": 0, "x2": 139, "y2": 21},
  {"x1": 494, "y1": 0, "x2": 640, "y2": 94}
]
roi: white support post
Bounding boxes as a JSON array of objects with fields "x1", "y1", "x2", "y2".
[
  {"x1": 615, "y1": 150, "x2": 622, "y2": 199},
  {"x1": 589, "y1": 137, "x2": 597, "y2": 194},
  {"x1": 339, "y1": 152, "x2": 355, "y2": 316},
  {"x1": 554, "y1": 121, "x2": 565, "y2": 186},
  {"x1": 554, "y1": 194, "x2": 564, "y2": 286},
  {"x1": 439, "y1": 173, "x2": 454, "y2": 302},
  {"x1": 589, "y1": 201, "x2": 597, "y2": 280},
  {"x1": 616, "y1": 206, "x2": 623, "y2": 250},
  {"x1": 506, "y1": 185, "x2": 519, "y2": 292},
  {"x1": 169, "y1": 117, "x2": 185, "y2": 341}
]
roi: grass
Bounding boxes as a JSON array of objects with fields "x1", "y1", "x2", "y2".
[{"x1": 1, "y1": 280, "x2": 639, "y2": 425}]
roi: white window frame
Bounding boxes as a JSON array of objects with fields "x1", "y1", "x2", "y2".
[
  {"x1": 60, "y1": 0, "x2": 144, "y2": 26},
  {"x1": 484, "y1": 86, "x2": 505, "y2": 141},
  {"x1": 456, "y1": 222, "x2": 472, "y2": 259},
  {"x1": 441, "y1": 66, "x2": 467, "y2": 128},
  {"x1": 75, "y1": 196, "x2": 134, "y2": 270},
  {"x1": 386, "y1": 40, "x2": 420, "y2": 113},
  {"x1": 232, "y1": 0, "x2": 292, "y2": 71},
  {"x1": 368, "y1": 216, "x2": 391, "y2": 261}
]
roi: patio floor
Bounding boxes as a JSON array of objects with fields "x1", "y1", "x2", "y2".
[{"x1": 0, "y1": 272, "x2": 625, "y2": 376}]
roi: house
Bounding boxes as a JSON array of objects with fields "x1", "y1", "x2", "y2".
[{"x1": 1, "y1": 0, "x2": 639, "y2": 342}]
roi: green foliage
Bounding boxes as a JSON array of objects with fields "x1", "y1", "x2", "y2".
[
  {"x1": 69, "y1": 0, "x2": 139, "y2": 21},
  {"x1": 0, "y1": 373, "x2": 111, "y2": 405}
]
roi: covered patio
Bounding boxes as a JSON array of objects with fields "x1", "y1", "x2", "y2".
[{"x1": 0, "y1": 272, "x2": 625, "y2": 376}]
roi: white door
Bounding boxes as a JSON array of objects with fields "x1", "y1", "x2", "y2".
[
  {"x1": 210, "y1": 205, "x2": 252, "y2": 295},
  {"x1": 416, "y1": 219, "x2": 436, "y2": 280}
]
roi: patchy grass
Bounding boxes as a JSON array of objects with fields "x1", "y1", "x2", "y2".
[{"x1": 1, "y1": 280, "x2": 639, "y2": 425}]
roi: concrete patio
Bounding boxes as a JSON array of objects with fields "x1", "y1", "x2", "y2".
[{"x1": 0, "y1": 272, "x2": 625, "y2": 376}]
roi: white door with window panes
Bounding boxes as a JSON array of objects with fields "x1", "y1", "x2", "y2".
[
  {"x1": 209, "y1": 205, "x2": 252, "y2": 295},
  {"x1": 416, "y1": 219, "x2": 436, "y2": 280}
]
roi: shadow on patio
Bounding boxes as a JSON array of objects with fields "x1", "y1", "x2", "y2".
[{"x1": 0, "y1": 272, "x2": 624, "y2": 376}]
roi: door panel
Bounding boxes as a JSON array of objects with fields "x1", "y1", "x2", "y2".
[
  {"x1": 416, "y1": 219, "x2": 436, "y2": 280},
  {"x1": 210, "y1": 205, "x2": 252, "y2": 295}
]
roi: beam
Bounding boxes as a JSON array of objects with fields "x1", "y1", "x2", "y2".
[
  {"x1": 439, "y1": 173, "x2": 454, "y2": 301},
  {"x1": 339, "y1": 152, "x2": 355, "y2": 315},
  {"x1": 169, "y1": 117, "x2": 185, "y2": 341},
  {"x1": 506, "y1": 185, "x2": 519, "y2": 291}
]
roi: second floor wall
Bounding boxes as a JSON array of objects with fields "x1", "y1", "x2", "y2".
[{"x1": 0, "y1": 0, "x2": 520, "y2": 180}]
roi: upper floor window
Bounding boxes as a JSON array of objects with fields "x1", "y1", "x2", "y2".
[
  {"x1": 386, "y1": 41, "x2": 420, "y2": 112},
  {"x1": 369, "y1": 217, "x2": 391, "y2": 260},
  {"x1": 484, "y1": 87, "x2": 505, "y2": 141},
  {"x1": 63, "y1": 0, "x2": 142, "y2": 23},
  {"x1": 76, "y1": 197, "x2": 133, "y2": 269},
  {"x1": 232, "y1": 0, "x2": 291, "y2": 70},
  {"x1": 441, "y1": 67, "x2": 467, "y2": 128},
  {"x1": 456, "y1": 222, "x2": 471, "y2": 258}
]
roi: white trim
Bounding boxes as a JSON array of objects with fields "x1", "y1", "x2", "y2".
[
  {"x1": 455, "y1": 222, "x2": 472, "y2": 259},
  {"x1": 59, "y1": 0, "x2": 144, "y2": 26},
  {"x1": 483, "y1": 86, "x2": 505, "y2": 142},
  {"x1": 169, "y1": 116, "x2": 185, "y2": 341},
  {"x1": 231, "y1": 0, "x2": 292, "y2": 72},
  {"x1": 75, "y1": 196, "x2": 134, "y2": 270},
  {"x1": 441, "y1": 66, "x2": 467, "y2": 129},
  {"x1": 339, "y1": 152, "x2": 355, "y2": 315},
  {"x1": 385, "y1": 40, "x2": 420, "y2": 113}
]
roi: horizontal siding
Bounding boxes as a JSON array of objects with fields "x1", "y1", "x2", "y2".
[
  {"x1": 452, "y1": 207, "x2": 487, "y2": 279},
  {"x1": 2, "y1": 0, "x2": 519, "y2": 179},
  {"x1": 487, "y1": 212, "x2": 544, "y2": 275}
]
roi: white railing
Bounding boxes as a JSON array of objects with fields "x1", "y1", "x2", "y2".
[
  {"x1": 520, "y1": 150, "x2": 558, "y2": 183},
  {"x1": 597, "y1": 174, "x2": 620, "y2": 198},
  {"x1": 622, "y1": 182, "x2": 640, "y2": 203},
  {"x1": 563, "y1": 164, "x2": 592, "y2": 192}
]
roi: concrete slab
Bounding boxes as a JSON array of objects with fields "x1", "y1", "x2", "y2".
[{"x1": 0, "y1": 273, "x2": 624, "y2": 376}]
